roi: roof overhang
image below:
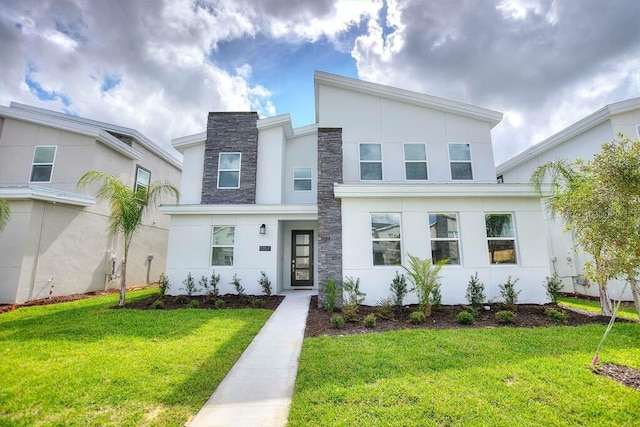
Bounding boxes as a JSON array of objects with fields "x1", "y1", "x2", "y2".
[
  {"x1": 334, "y1": 182, "x2": 548, "y2": 198},
  {"x1": 0, "y1": 186, "x2": 95, "y2": 207},
  {"x1": 159, "y1": 203, "x2": 318, "y2": 219}
]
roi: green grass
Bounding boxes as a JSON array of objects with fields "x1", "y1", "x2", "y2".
[
  {"x1": 557, "y1": 295, "x2": 639, "y2": 321},
  {"x1": 0, "y1": 288, "x2": 272, "y2": 426},
  {"x1": 289, "y1": 324, "x2": 640, "y2": 426}
]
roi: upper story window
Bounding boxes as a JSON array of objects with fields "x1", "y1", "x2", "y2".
[
  {"x1": 429, "y1": 213, "x2": 460, "y2": 264},
  {"x1": 404, "y1": 143, "x2": 428, "y2": 180},
  {"x1": 134, "y1": 166, "x2": 150, "y2": 194},
  {"x1": 30, "y1": 146, "x2": 56, "y2": 182},
  {"x1": 218, "y1": 153, "x2": 241, "y2": 188},
  {"x1": 293, "y1": 167, "x2": 312, "y2": 191},
  {"x1": 212, "y1": 226, "x2": 235, "y2": 266},
  {"x1": 485, "y1": 213, "x2": 517, "y2": 264},
  {"x1": 371, "y1": 213, "x2": 401, "y2": 266},
  {"x1": 449, "y1": 143, "x2": 473, "y2": 180},
  {"x1": 360, "y1": 143, "x2": 382, "y2": 180}
]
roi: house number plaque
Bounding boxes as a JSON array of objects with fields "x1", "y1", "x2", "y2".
[{"x1": 259, "y1": 246, "x2": 271, "y2": 251}]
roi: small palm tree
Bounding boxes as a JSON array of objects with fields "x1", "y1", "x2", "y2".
[
  {"x1": 78, "y1": 171, "x2": 179, "y2": 307},
  {"x1": 403, "y1": 254, "x2": 446, "y2": 316},
  {"x1": 0, "y1": 198, "x2": 10, "y2": 234}
]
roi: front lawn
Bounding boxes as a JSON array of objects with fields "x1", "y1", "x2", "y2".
[
  {"x1": 0, "y1": 288, "x2": 272, "y2": 426},
  {"x1": 557, "y1": 295, "x2": 639, "y2": 321},
  {"x1": 289, "y1": 323, "x2": 640, "y2": 426}
]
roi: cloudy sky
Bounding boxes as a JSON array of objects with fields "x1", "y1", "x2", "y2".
[{"x1": 1, "y1": 0, "x2": 638, "y2": 164}]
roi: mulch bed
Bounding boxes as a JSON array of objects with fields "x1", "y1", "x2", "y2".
[
  {"x1": 0, "y1": 291, "x2": 114, "y2": 314},
  {"x1": 125, "y1": 293, "x2": 285, "y2": 310},
  {"x1": 595, "y1": 363, "x2": 640, "y2": 391}
]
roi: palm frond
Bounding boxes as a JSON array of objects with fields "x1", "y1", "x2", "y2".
[{"x1": 0, "y1": 198, "x2": 11, "y2": 233}]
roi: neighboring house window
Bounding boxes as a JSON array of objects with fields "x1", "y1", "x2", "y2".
[
  {"x1": 293, "y1": 167, "x2": 312, "y2": 191},
  {"x1": 360, "y1": 143, "x2": 382, "y2": 180},
  {"x1": 449, "y1": 143, "x2": 473, "y2": 180},
  {"x1": 485, "y1": 213, "x2": 517, "y2": 264},
  {"x1": 404, "y1": 143, "x2": 428, "y2": 180},
  {"x1": 30, "y1": 146, "x2": 56, "y2": 182},
  {"x1": 371, "y1": 213, "x2": 401, "y2": 266},
  {"x1": 429, "y1": 213, "x2": 460, "y2": 264},
  {"x1": 212, "y1": 226, "x2": 235, "y2": 266},
  {"x1": 134, "y1": 166, "x2": 150, "y2": 194},
  {"x1": 218, "y1": 153, "x2": 241, "y2": 188}
]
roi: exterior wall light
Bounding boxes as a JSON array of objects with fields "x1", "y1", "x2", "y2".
[{"x1": 260, "y1": 224, "x2": 266, "y2": 235}]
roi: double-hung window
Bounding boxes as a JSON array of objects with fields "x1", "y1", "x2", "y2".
[
  {"x1": 449, "y1": 143, "x2": 473, "y2": 180},
  {"x1": 360, "y1": 143, "x2": 382, "y2": 180},
  {"x1": 212, "y1": 226, "x2": 235, "y2": 266},
  {"x1": 429, "y1": 213, "x2": 460, "y2": 264},
  {"x1": 293, "y1": 167, "x2": 312, "y2": 191},
  {"x1": 218, "y1": 153, "x2": 241, "y2": 188},
  {"x1": 485, "y1": 213, "x2": 517, "y2": 264},
  {"x1": 371, "y1": 213, "x2": 401, "y2": 266},
  {"x1": 30, "y1": 146, "x2": 56, "y2": 182},
  {"x1": 404, "y1": 143, "x2": 428, "y2": 180},
  {"x1": 134, "y1": 166, "x2": 150, "y2": 194}
]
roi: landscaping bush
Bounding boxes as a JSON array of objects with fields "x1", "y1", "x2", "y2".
[
  {"x1": 151, "y1": 299, "x2": 164, "y2": 309},
  {"x1": 330, "y1": 314, "x2": 345, "y2": 328},
  {"x1": 403, "y1": 254, "x2": 445, "y2": 316},
  {"x1": 158, "y1": 273, "x2": 169, "y2": 298},
  {"x1": 199, "y1": 275, "x2": 208, "y2": 293},
  {"x1": 390, "y1": 272, "x2": 408, "y2": 309},
  {"x1": 208, "y1": 271, "x2": 220, "y2": 297},
  {"x1": 324, "y1": 277, "x2": 338, "y2": 312},
  {"x1": 342, "y1": 276, "x2": 365, "y2": 322},
  {"x1": 214, "y1": 299, "x2": 226, "y2": 309},
  {"x1": 251, "y1": 298, "x2": 265, "y2": 308},
  {"x1": 342, "y1": 304, "x2": 359, "y2": 322},
  {"x1": 258, "y1": 271, "x2": 272, "y2": 296},
  {"x1": 408, "y1": 311, "x2": 426, "y2": 324},
  {"x1": 545, "y1": 273, "x2": 563, "y2": 303},
  {"x1": 363, "y1": 313, "x2": 376, "y2": 328},
  {"x1": 189, "y1": 299, "x2": 200, "y2": 308},
  {"x1": 231, "y1": 274, "x2": 246, "y2": 300},
  {"x1": 499, "y1": 276, "x2": 521, "y2": 309},
  {"x1": 376, "y1": 297, "x2": 395, "y2": 320},
  {"x1": 182, "y1": 272, "x2": 199, "y2": 296},
  {"x1": 545, "y1": 308, "x2": 568, "y2": 324},
  {"x1": 466, "y1": 272, "x2": 485, "y2": 308},
  {"x1": 457, "y1": 311, "x2": 475, "y2": 325},
  {"x1": 496, "y1": 310, "x2": 516, "y2": 324},
  {"x1": 430, "y1": 283, "x2": 442, "y2": 311}
]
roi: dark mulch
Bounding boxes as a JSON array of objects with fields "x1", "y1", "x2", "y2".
[
  {"x1": 304, "y1": 295, "x2": 622, "y2": 338},
  {"x1": 126, "y1": 293, "x2": 285, "y2": 311},
  {"x1": 596, "y1": 363, "x2": 640, "y2": 391},
  {"x1": 0, "y1": 291, "x2": 115, "y2": 314}
]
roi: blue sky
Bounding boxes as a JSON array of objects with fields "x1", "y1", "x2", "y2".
[{"x1": 1, "y1": 0, "x2": 638, "y2": 163}]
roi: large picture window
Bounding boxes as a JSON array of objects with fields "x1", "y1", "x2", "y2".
[
  {"x1": 429, "y1": 213, "x2": 460, "y2": 264},
  {"x1": 218, "y1": 153, "x2": 241, "y2": 188},
  {"x1": 449, "y1": 143, "x2": 473, "y2": 180},
  {"x1": 360, "y1": 143, "x2": 382, "y2": 180},
  {"x1": 30, "y1": 146, "x2": 57, "y2": 182},
  {"x1": 212, "y1": 226, "x2": 235, "y2": 266},
  {"x1": 404, "y1": 143, "x2": 428, "y2": 180},
  {"x1": 485, "y1": 213, "x2": 517, "y2": 264},
  {"x1": 371, "y1": 213, "x2": 401, "y2": 266}
]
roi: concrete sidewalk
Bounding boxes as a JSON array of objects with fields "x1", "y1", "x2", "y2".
[{"x1": 189, "y1": 290, "x2": 313, "y2": 427}]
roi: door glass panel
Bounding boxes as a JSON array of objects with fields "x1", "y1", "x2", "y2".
[
  {"x1": 296, "y1": 258, "x2": 310, "y2": 268},
  {"x1": 295, "y1": 269, "x2": 310, "y2": 281},
  {"x1": 296, "y1": 246, "x2": 310, "y2": 256},
  {"x1": 296, "y1": 234, "x2": 310, "y2": 244}
]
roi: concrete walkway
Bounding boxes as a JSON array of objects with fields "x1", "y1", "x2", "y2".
[{"x1": 189, "y1": 290, "x2": 314, "y2": 427}]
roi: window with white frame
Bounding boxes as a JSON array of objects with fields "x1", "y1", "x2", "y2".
[
  {"x1": 485, "y1": 213, "x2": 517, "y2": 264},
  {"x1": 429, "y1": 213, "x2": 460, "y2": 264},
  {"x1": 218, "y1": 153, "x2": 241, "y2": 188},
  {"x1": 211, "y1": 226, "x2": 235, "y2": 266},
  {"x1": 404, "y1": 143, "x2": 428, "y2": 180},
  {"x1": 134, "y1": 166, "x2": 150, "y2": 194},
  {"x1": 449, "y1": 143, "x2": 473, "y2": 180},
  {"x1": 30, "y1": 146, "x2": 56, "y2": 182},
  {"x1": 293, "y1": 167, "x2": 312, "y2": 191},
  {"x1": 360, "y1": 143, "x2": 382, "y2": 180},
  {"x1": 371, "y1": 213, "x2": 401, "y2": 266}
]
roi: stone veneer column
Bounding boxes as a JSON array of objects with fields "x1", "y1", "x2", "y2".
[
  {"x1": 317, "y1": 128, "x2": 343, "y2": 308},
  {"x1": 201, "y1": 112, "x2": 258, "y2": 204}
]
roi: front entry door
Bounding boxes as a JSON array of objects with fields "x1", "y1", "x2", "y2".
[{"x1": 291, "y1": 230, "x2": 314, "y2": 287}]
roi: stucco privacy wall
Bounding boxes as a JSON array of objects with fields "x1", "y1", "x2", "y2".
[{"x1": 341, "y1": 196, "x2": 549, "y2": 305}]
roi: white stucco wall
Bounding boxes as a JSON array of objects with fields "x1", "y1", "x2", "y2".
[
  {"x1": 284, "y1": 132, "x2": 317, "y2": 204},
  {"x1": 256, "y1": 126, "x2": 286, "y2": 204},
  {"x1": 178, "y1": 144, "x2": 205, "y2": 204}
]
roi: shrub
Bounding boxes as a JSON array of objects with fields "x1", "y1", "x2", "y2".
[
  {"x1": 403, "y1": 254, "x2": 446, "y2": 316},
  {"x1": 158, "y1": 273, "x2": 169, "y2": 298},
  {"x1": 330, "y1": 314, "x2": 345, "y2": 328},
  {"x1": 465, "y1": 272, "x2": 485, "y2": 308},
  {"x1": 175, "y1": 295, "x2": 190, "y2": 304},
  {"x1": 182, "y1": 272, "x2": 199, "y2": 296},
  {"x1": 343, "y1": 276, "x2": 365, "y2": 307},
  {"x1": 209, "y1": 271, "x2": 220, "y2": 297},
  {"x1": 214, "y1": 299, "x2": 226, "y2": 309},
  {"x1": 189, "y1": 299, "x2": 200, "y2": 308},
  {"x1": 363, "y1": 313, "x2": 377, "y2": 328},
  {"x1": 376, "y1": 297, "x2": 395, "y2": 320},
  {"x1": 199, "y1": 275, "x2": 208, "y2": 293},
  {"x1": 499, "y1": 276, "x2": 521, "y2": 309},
  {"x1": 496, "y1": 310, "x2": 516, "y2": 324},
  {"x1": 251, "y1": 298, "x2": 264, "y2": 308},
  {"x1": 409, "y1": 311, "x2": 426, "y2": 324},
  {"x1": 231, "y1": 274, "x2": 245, "y2": 298},
  {"x1": 390, "y1": 272, "x2": 408, "y2": 309},
  {"x1": 151, "y1": 299, "x2": 164, "y2": 309},
  {"x1": 342, "y1": 304, "x2": 359, "y2": 322},
  {"x1": 324, "y1": 278, "x2": 338, "y2": 312},
  {"x1": 545, "y1": 273, "x2": 563, "y2": 303},
  {"x1": 430, "y1": 283, "x2": 442, "y2": 311},
  {"x1": 258, "y1": 271, "x2": 272, "y2": 296},
  {"x1": 457, "y1": 311, "x2": 475, "y2": 325},
  {"x1": 545, "y1": 308, "x2": 568, "y2": 324}
]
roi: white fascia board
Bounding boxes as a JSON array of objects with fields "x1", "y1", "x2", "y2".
[
  {"x1": 172, "y1": 132, "x2": 206, "y2": 151},
  {"x1": 334, "y1": 182, "x2": 547, "y2": 198},
  {"x1": 257, "y1": 114, "x2": 293, "y2": 138},
  {"x1": 496, "y1": 97, "x2": 640, "y2": 175},
  {"x1": 158, "y1": 203, "x2": 318, "y2": 218},
  {"x1": 0, "y1": 186, "x2": 95, "y2": 206},
  {"x1": 292, "y1": 123, "x2": 318, "y2": 137},
  {"x1": 314, "y1": 71, "x2": 503, "y2": 128}
]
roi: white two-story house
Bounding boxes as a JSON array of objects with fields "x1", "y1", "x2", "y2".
[{"x1": 161, "y1": 72, "x2": 550, "y2": 305}]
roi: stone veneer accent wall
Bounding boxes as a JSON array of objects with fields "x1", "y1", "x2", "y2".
[
  {"x1": 201, "y1": 112, "x2": 258, "y2": 204},
  {"x1": 317, "y1": 128, "x2": 343, "y2": 308}
]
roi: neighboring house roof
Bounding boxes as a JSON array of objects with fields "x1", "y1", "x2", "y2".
[
  {"x1": 1, "y1": 103, "x2": 182, "y2": 170},
  {"x1": 496, "y1": 97, "x2": 640, "y2": 176},
  {"x1": 0, "y1": 185, "x2": 95, "y2": 206},
  {"x1": 313, "y1": 71, "x2": 503, "y2": 128}
]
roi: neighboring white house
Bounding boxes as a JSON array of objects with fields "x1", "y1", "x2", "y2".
[
  {"x1": 496, "y1": 97, "x2": 640, "y2": 301},
  {"x1": 0, "y1": 103, "x2": 182, "y2": 304},
  {"x1": 161, "y1": 71, "x2": 551, "y2": 305}
]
